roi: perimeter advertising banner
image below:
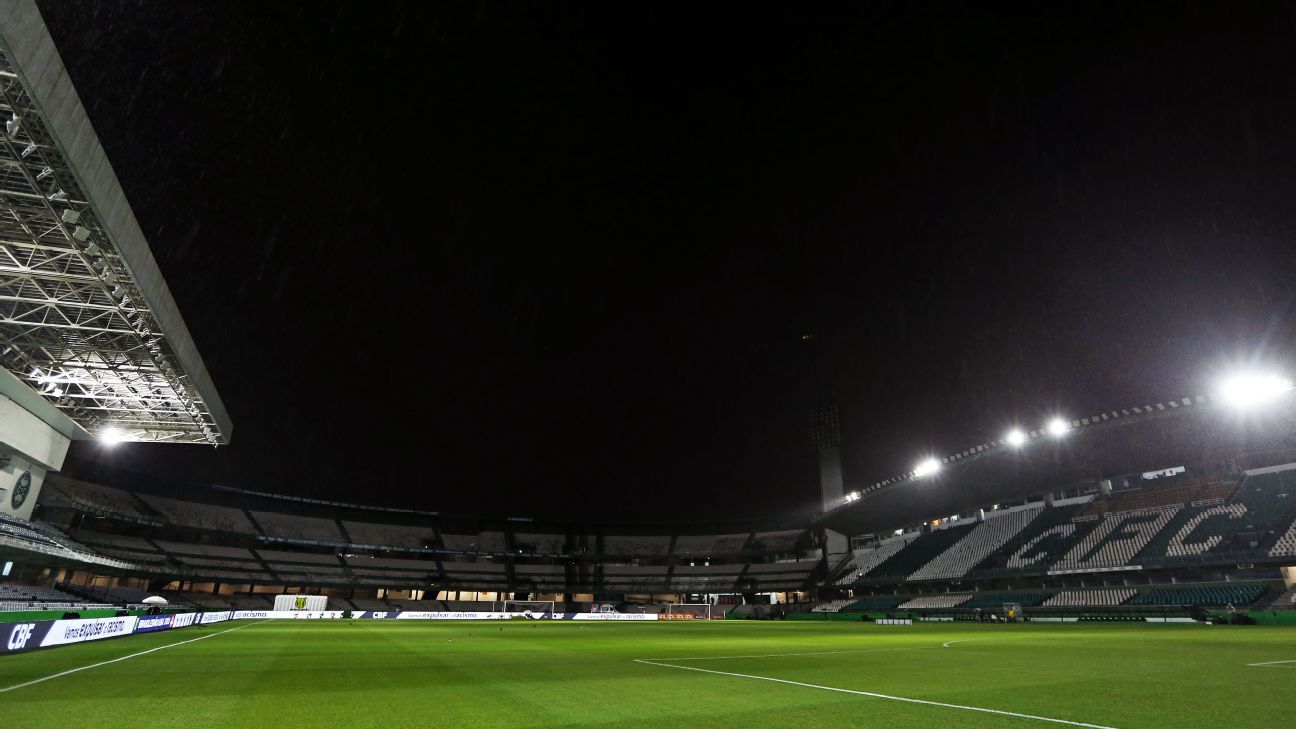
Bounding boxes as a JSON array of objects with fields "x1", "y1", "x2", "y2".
[
  {"x1": 0, "y1": 612, "x2": 212, "y2": 655},
  {"x1": 37, "y1": 616, "x2": 138, "y2": 647},
  {"x1": 170, "y1": 612, "x2": 199, "y2": 628},
  {"x1": 134, "y1": 614, "x2": 176, "y2": 633},
  {"x1": 1, "y1": 620, "x2": 53, "y2": 653},
  {"x1": 232, "y1": 610, "x2": 347, "y2": 620},
  {"x1": 229, "y1": 610, "x2": 660, "y2": 621}
]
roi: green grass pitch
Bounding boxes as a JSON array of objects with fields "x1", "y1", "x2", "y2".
[{"x1": 1, "y1": 619, "x2": 1293, "y2": 728}]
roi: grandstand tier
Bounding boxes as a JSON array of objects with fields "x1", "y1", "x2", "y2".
[{"x1": 10, "y1": 460, "x2": 1296, "y2": 615}]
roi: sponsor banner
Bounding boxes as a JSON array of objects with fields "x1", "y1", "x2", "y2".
[
  {"x1": 200, "y1": 611, "x2": 233, "y2": 624},
  {"x1": 567, "y1": 612, "x2": 657, "y2": 621},
  {"x1": 232, "y1": 610, "x2": 346, "y2": 620},
  {"x1": 170, "y1": 612, "x2": 199, "y2": 628},
  {"x1": 1048, "y1": 565, "x2": 1142, "y2": 576},
  {"x1": 1, "y1": 620, "x2": 54, "y2": 653},
  {"x1": 226, "y1": 610, "x2": 661, "y2": 622},
  {"x1": 40, "y1": 616, "x2": 138, "y2": 647},
  {"x1": 134, "y1": 615, "x2": 175, "y2": 633},
  {"x1": 394, "y1": 611, "x2": 510, "y2": 620}
]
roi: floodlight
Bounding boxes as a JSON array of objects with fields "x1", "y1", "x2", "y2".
[
  {"x1": 1046, "y1": 418, "x2": 1071, "y2": 437},
  {"x1": 913, "y1": 457, "x2": 942, "y2": 478},
  {"x1": 99, "y1": 427, "x2": 124, "y2": 445},
  {"x1": 1217, "y1": 373, "x2": 1293, "y2": 408},
  {"x1": 1004, "y1": 429, "x2": 1027, "y2": 447}
]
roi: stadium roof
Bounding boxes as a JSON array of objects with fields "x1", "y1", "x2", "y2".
[
  {"x1": 818, "y1": 393, "x2": 1296, "y2": 536},
  {"x1": 0, "y1": 1, "x2": 230, "y2": 445}
]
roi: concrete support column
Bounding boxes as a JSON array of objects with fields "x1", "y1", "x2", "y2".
[{"x1": 0, "y1": 391, "x2": 71, "y2": 520}]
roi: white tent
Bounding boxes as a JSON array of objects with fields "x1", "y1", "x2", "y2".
[{"x1": 142, "y1": 595, "x2": 168, "y2": 605}]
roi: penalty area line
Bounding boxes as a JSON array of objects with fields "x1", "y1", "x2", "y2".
[
  {"x1": 633, "y1": 658, "x2": 1121, "y2": 729},
  {"x1": 0, "y1": 619, "x2": 271, "y2": 694}
]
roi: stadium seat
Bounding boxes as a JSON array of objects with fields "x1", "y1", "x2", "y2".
[
  {"x1": 1051, "y1": 508, "x2": 1180, "y2": 571},
  {"x1": 835, "y1": 535, "x2": 914, "y2": 585},
  {"x1": 844, "y1": 595, "x2": 907, "y2": 611},
  {"x1": 908, "y1": 507, "x2": 1042, "y2": 581},
  {"x1": 974, "y1": 503, "x2": 1089, "y2": 573},
  {"x1": 1043, "y1": 588, "x2": 1136, "y2": 607},
  {"x1": 898, "y1": 593, "x2": 972, "y2": 609},
  {"x1": 868, "y1": 523, "x2": 976, "y2": 579},
  {"x1": 961, "y1": 590, "x2": 1052, "y2": 608},
  {"x1": 1128, "y1": 584, "x2": 1267, "y2": 607}
]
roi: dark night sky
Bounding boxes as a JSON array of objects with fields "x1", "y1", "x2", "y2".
[{"x1": 34, "y1": 1, "x2": 1296, "y2": 521}]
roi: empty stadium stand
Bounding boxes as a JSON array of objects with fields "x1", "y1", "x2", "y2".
[
  {"x1": 835, "y1": 536, "x2": 914, "y2": 585},
  {"x1": 1128, "y1": 584, "x2": 1268, "y2": 607},
  {"x1": 961, "y1": 590, "x2": 1052, "y2": 609},
  {"x1": 908, "y1": 507, "x2": 1041, "y2": 581},
  {"x1": 1272, "y1": 519, "x2": 1296, "y2": 557},
  {"x1": 673, "y1": 533, "x2": 749, "y2": 556},
  {"x1": 1052, "y1": 508, "x2": 1181, "y2": 572},
  {"x1": 845, "y1": 595, "x2": 906, "y2": 611},
  {"x1": 515, "y1": 532, "x2": 566, "y2": 554},
  {"x1": 249, "y1": 511, "x2": 343, "y2": 541},
  {"x1": 1043, "y1": 589, "x2": 1136, "y2": 607},
  {"x1": 899, "y1": 593, "x2": 972, "y2": 609},
  {"x1": 980, "y1": 502, "x2": 1090, "y2": 572},
  {"x1": 340, "y1": 520, "x2": 434, "y2": 548},
  {"x1": 812, "y1": 598, "x2": 852, "y2": 612},
  {"x1": 138, "y1": 494, "x2": 256, "y2": 534},
  {"x1": 868, "y1": 523, "x2": 975, "y2": 579},
  {"x1": 440, "y1": 531, "x2": 507, "y2": 552}
]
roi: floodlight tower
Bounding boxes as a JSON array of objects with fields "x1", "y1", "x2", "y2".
[{"x1": 809, "y1": 398, "x2": 849, "y2": 565}]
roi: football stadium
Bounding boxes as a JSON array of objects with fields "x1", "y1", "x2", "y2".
[{"x1": 3, "y1": 1, "x2": 1296, "y2": 727}]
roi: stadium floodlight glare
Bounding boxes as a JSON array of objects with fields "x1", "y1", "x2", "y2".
[
  {"x1": 1004, "y1": 429, "x2": 1027, "y2": 448},
  {"x1": 1046, "y1": 418, "x2": 1071, "y2": 437},
  {"x1": 913, "y1": 457, "x2": 942, "y2": 478},
  {"x1": 99, "y1": 427, "x2": 124, "y2": 445},
  {"x1": 1217, "y1": 373, "x2": 1294, "y2": 408}
]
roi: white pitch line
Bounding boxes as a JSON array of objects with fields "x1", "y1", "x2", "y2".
[
  {"x1": 640, "y1": 647, "x2": 912, "y2": 662},
  {"x1": 0, "y1": 620, "x2": 269, "y2": 694},
  {"x1": 634, "y1": 658, "x2": 1121, "y2": 729},
  {"x1": 1246, "y1": 658, "x2": 1296, "y2": 667},
  {"x1": 942, "y1": 639, "x2": 977, "y2": 648}
]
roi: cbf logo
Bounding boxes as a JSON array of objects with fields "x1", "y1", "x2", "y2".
[
  {"x1": 10, "y1": 471, "x2": 30, "y2": 510},
  {"x1": 6, "y1": 623, "x2": 35, "y2": 651}
]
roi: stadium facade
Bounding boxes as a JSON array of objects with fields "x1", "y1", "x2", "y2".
[
  {"x1": 0, "y1": 0, "x2": 1292, "y2": 623},
  {"x1": 1, "y1": 392, "x2": 1291, "y2": 619}
]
